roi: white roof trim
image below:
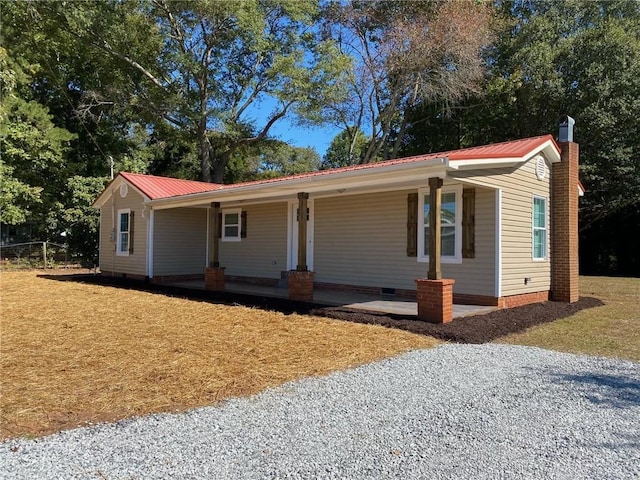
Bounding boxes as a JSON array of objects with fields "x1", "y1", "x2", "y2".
[
  {"x1": 93, "y1": 138, "x2": 564, "y2": 210},
  {"x1": 92, "y1": 175, "x2": 150, "y2": 208},
  {"x1": 147, "y1": 157, "x2": 450, "y2": 210},
  {"x1": 450, "y1": 139, "x2": 561, "y2": 169}
]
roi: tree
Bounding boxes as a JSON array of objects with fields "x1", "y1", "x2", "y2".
[
  {"x1": 54, "y1": 176, "x2": 109, "y2": 265},
  {"x1": 322, "y1": 0, "x2": 494, "y2": 163},
  {"x1": 474, "y1": 0, "x2": 640, "y2": 275},
  {"x1": 226, "y1": 141, "x2": 320, "y2": 183},
  {"x1": 0, "y1": 47, "x2": 75, "y2": 237},
  {"x1": 322, "y1": 127, "x2": 369, "y2": 169},
  {"x1": 402, "y1": 0, "x2": 640, "y2": 275},
  {"x1": 0, "y1": 162, "x2": 41, "y2": 225},
  {"x1": 20, "y1": 0, "x2": 350, "y2": 183}
]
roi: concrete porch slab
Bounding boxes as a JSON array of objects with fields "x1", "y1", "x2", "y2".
[{"x1": 163, "y1": 280, "x2": 496, "y2": 319}]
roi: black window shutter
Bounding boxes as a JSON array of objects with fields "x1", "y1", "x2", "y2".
[
  {"x1": 217, "y1": 212, "x2": 222, "y2": 238},
  {"x1": 407, "y1": 193, "x2": 418, "y2": 257},
  {"x1": 129, "y1": 211, "x2": 135, "y2": 255},
  {"x1": 462, "y1": 188, "x2": 475, "y2": 258},
  {"x1": 241, "y1": 211, "x2": 247, "y2": 238}
]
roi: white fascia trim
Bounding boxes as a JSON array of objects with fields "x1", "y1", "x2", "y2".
[
  {"x1": 92, "y1": 176, "x2": 151, "y2": 208},
  {"x1": 449, "y1": 157, "x2": 523, "y2": 169},
  {"x1": 536, "y1": 139, "x2": 562, "y2": 163},
  {"x1": 450, "y1": 140, "x2": 562, "y2": 170},
  {"x1": 147, "y1": 159, "x2": 451, "y2": 210}
]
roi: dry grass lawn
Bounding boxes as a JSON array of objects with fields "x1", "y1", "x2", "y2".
[
  {"x1": 500, "y1": 276, "x2": 640, "y2": 361},
  {"x1": 0, "y1": 270, "x2": 437, "y2": 439}
]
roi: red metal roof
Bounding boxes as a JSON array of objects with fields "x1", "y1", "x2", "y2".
[
  {"x1": 446, "y1": 135, "x2": 558, "y2": 160},
  {"x1": 120, "y1": 172, "x2": 220, "y2": 200},
  {"x1": 113, "y1": 135, "x2": 559, "y2": 199},
  {"x1": 209, "y1": 134, "x2": 559, "y2": 190}
]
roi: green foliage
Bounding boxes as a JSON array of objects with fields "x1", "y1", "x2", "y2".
[
  {"x1": 323, "y1": 0, "x2": 494, "y2": 162},
  {"x1": 55, "y1": 176, "x2": 109, "y2": 265},
  {"x1": 402, "y1": 0, "x2": 640, "y2": 274},
  {"x1": 226, "y1": 140, "x2": 320, "y2": 183},
  {"x1": 15, "y1": 0, "x2": 350, "y2": 182},
  {"x1": 0, "y1": 47, "x2": 75, "y2": 235},
  {"x1": 475, "y1": 0, "x2": 640, "y2": 229},
  {"x1": 322, "y1": 128, "x2": 370, "y2": 169},
  {"x1": 1, "y1": 0, "x2": 638, "y2": 275},
  {"x1": 0, "y1": 161, "x2": 41, "y2": 225}
]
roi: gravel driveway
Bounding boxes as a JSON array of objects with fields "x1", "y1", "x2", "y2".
[{"x1": 2, "y1": 344, "x2": 639, "y2": 479}]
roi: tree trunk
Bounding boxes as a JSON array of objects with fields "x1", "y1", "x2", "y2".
[
  {"x1": 198, "y1": 122, "x2": 212, "y2": 183},
  {"x1": 211, "y1": 149, "x2": 231, "y2": 184}
]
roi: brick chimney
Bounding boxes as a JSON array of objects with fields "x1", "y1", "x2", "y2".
[{"x1": 551, "y1": 115, "x2": 579, "y2": 302}]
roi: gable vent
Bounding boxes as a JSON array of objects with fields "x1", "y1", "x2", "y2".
[{"x1": 535, "y1": 156, "x2": 547, "y2": 180}]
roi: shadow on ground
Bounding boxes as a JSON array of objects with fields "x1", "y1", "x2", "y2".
[
  {"x1": 547, "y1": 370, "x2": 640, "y2": 409},
  {"x1": 40, "y1": 273, "x2": 603, "y2": 344}
]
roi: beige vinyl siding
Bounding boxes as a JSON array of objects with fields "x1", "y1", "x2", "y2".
[
  {"x1": 450, "y1": 157, "x2": 551, "y2": 296},
  {"x1": 153, "y1": 208, "x2": 207, "y2": 276},
  {"x1": 98, "y1": 188, "x2": 147, "y2": 276},
  {"x1": 219, "y1": 202, "x2": 288, "y2": 279},
  {"x1": 314, "y1": 188, "x2": 496, "y2": 296}
]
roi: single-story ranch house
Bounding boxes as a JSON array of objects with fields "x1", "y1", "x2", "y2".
[{"x1": 93, "y1": 119, "x2": 582, "y2": 323}]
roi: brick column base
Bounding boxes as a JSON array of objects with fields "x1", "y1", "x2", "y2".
[
  {"x1": 416, "y1": 278, "x2": 455, "y2": 323},
  {"x1": 205, "y1": 267, "x2": 225, "y2": 292},
  {"x1": 288, "y1": 270, "x2": 314, "y2": 302}
]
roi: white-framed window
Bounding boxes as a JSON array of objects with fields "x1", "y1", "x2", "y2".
[
  {"x1": 222, "y1": 208, "x2": 242, "y2": 242},
  {"x1": 418, "y1": 184, "x2": 462, "y2": 264},
  {"x1": 116, "y1": 208, "x2": 131, "y2": 256},
  {"x1": 532, "y1": 196, "x2": 548, "y2": 260}
]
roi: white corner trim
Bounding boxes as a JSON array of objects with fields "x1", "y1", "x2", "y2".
[
  {"x1": 205, "y1": 206, "x2": 210, "y2": 267},
  {"x1": 147, "y1": 208, "x2": 154, "y2": 278},
  {"x1": 495, "y1": 189, "x2": 502, "y2": 298}
]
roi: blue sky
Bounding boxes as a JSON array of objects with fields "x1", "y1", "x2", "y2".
[
  {"x1": 246, "y1": 95, "x2": 343, "y2": 159},
  {"x1": 267, "y1": 119, "x2": 341, "y2": 159}
]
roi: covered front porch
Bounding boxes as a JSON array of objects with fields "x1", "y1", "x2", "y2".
[
  {"x1": 162, "y1": 278, "x2": 496, "y2": 319},
  {"x1": 147, "y1": 176, "x2": 497, "y2": 323}
]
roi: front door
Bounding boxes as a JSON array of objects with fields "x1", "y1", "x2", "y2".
[{"x1": 287, "y1": 199, "x2": 314, "y2": 271}]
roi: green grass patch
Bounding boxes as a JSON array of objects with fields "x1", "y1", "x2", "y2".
[{"x1": 499, "y1": 276, "x2": 639, "y2": 361}]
